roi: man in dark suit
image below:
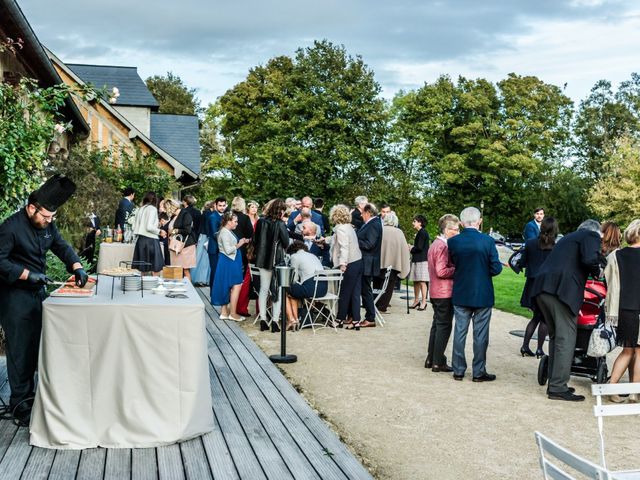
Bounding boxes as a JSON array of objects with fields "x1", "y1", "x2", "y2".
[
  {"x1": 114, "y1": 186, "x2": 135, "y2": 231},
  {"x1": 357, "y1": 203, "x2": 383, "y2": 327},
  {"x1": 531, "y1": 219, "x2": 602, "y2": 401},
  {"x1": 523, "y1": 207, "x2": 544, "y2": 241},
  {"x1": 207, "y1": 196, "x2": 227, "y2": 289},
  {"x1": 312, "y1": 197, "x2": 330, "y2": 234},
  {"x1": 287, "y1": 196, "x2": 325, "y2": 235},
  {"x1": 351, "y1": 195, "x2": 368, "y2": 230},
  {"x1": 448, "y1": 207, "x2": 502, "y2": 382}
]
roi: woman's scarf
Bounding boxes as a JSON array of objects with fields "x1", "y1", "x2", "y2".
[{"x1": 603, "y1": 250, "x2": 620, "y2": 326}]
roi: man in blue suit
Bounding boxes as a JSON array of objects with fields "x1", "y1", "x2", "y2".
[
  {"x1": 523, "y1": 207, "x2": 544, "y2": 241},
  {"x1": 207, "y1": 196, "x2": 226, "y2": 292},
  {"x1": 448, "y1": 207, "x2": 503, "y2": 382},
  {"x1": 287, "y1": 196, "x2": 324, "y2": 235},
  {"x1": 357, "y1": 203, "x2": 383, "y2": 327}
]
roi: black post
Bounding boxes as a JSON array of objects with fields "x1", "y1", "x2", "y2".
[
  {"x1": 270, "y1": 267, "x2": 297, "y2": 364},
  {"x1": 406, "y1": 264, "x2": 412, "y2": 314}
]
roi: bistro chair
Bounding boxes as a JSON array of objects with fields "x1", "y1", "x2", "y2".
[
  {"x1": 372, "y1": 265, "x2": 392, "y2": 327},
  {"x1": 301, "y1": 269, "x2": 343, "y2": 333},
  {"x1": 591, "y1": 383, "x2": 640, "y2": 477},
  {"x1": 534, "y1": 431, "x2": 612, "y2": 480}
]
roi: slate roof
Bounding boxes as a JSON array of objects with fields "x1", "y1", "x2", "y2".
[
  {"x1": 66, "y1": 64, "x2": 160, "y2": 109},
  {"x1": 150, "y1": 114, "x2": 201, "y2": 175}
]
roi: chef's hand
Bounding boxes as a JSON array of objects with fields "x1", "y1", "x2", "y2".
[
  {"x1": 74, "y1": 268, "x2": 89, "y2": 288},
  {"x1": 27, "y1": 271, "x2": 51, "y2": 285}
]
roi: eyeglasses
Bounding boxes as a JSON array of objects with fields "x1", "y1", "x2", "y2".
[{"x1": 36, "y1": 209, "x2": 56, "y2": 222}]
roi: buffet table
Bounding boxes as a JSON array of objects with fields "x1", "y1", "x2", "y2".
[
  {"x1": 95, "y1": 242, "x2": 135, "y2": 273},
  {"x1": 30, "y1": 279, "x2": 214, "y2": 449}
]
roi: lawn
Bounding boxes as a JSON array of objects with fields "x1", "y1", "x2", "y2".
[{"x1": 493, "y1": 267, "x2": 531, "y2": 318}]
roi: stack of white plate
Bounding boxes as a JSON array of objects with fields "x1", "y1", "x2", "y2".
[
  {"x1": 122, "y1": 276, "x2": 142, "y2": 292},
  {"x1": 142, "y1": 276, "x2": 160, "y2": 290}
]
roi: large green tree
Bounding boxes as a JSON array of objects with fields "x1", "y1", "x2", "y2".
[
  {"x1": 145, "y1": 72, "x2": 202, "y2": 116},
  {"x1": 212, "y1": 40, "x2": 388, "y2": 203},
  {"x1": 574, "y1": 76, "x2": 640, "y2": 180},
  {"x1": 389, "y1": 74, "x2": 575, "y2": 234}
]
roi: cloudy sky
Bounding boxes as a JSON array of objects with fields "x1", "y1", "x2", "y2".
[{"x1": 19, "y1": 0, "x2": 640, "y2": 107}]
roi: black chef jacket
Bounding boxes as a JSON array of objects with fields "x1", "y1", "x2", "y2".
[{"x1": 0, "y1": 208, "x2": 81, "y2": 289}]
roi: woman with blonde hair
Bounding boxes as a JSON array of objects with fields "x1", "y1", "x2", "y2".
[
  {"x1": 247, "y1": 201, "x2": 260, "y2": 228},
  {"x1": 605, "y1": 219, "x2": 640, "y2": 401},
  {"x1": 327, "y1": 204, "x2": 363, "y2": 329}
]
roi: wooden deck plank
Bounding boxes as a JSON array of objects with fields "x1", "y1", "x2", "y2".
[
  {"x1": 205, "y1": 341, "x2": 267, "y2": 480},
  {"x1": 207, "y1": 322, "x2": 327, "y2": 480},
  {"x1": 201, "y1": 414, "x2": 240, "y2": 480},
  {"x1": 76, "y1": 448, "x2": 106, "y2": 480},
  {"x1": 197, "y1": 289, "x2": 373, "y2": 480},
  {"x1": 104, "y1": 448, "x2": 131, "y2": 480},
  {"x1": 131, "y1": 447, "x2": 158, "y2": 480},
  {"x1": 19, "y1": 447, "x2": 54, "y2": 480},
  {"x1": 179, "y1": 437, "x2": 212, "y2": 480},
  {"x1": 207, "y1": 318, "x2": 347, "y2": 480},
  {"x1": 0, "y1": 420, "x2": 19, "y2": 464},
  {"x1": 47, "y1": 450, "x2": 81, "y2": 480},
  {"x1": 0, "y1": 427, "x2": 32, "y2": 479},
  {"x1": 156, "y1": 443, "x2": 185, "y2": 480}
]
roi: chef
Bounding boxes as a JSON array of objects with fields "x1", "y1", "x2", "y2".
[{"x1": 0, "y1": 174, "x2": 88, "y2": 426}]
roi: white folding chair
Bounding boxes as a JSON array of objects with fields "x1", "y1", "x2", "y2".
[
  {"x1": 592, "y1": 383, "x2": 640, "y2": 477},
  {"x1": 372, "y1": 266, "x2": 392, "y2": 327},
  {"x1": 250, "y1": 264, "x2": 272, "y2": 326},
  {"x1": 301, "y1": 269, "x2": 343, "y2": 333},
  {"x1": 535, "y1": 431, "x2": 612, "y2": 480}
]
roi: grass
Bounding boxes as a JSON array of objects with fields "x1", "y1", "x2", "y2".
[{"x1": 493, "y1": 268, "x2": 531, "y2": 318}]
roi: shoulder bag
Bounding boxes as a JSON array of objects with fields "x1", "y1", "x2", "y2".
[{"x1": 169, "y1": 233, "x2": 185, "y2": 255}]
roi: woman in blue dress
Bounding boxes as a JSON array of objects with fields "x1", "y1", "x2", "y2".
[{"x1": 211, "y1": 212, "x2": 250, "y2": 321}]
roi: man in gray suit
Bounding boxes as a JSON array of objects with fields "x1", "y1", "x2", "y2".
[{"x1": 531, "y1": 219, "x2": 602, "y2": 402}]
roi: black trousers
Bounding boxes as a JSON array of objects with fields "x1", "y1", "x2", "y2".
[
  {"x1": 0, "y1": 287, "x2": 45, "y2": 410},
  {"x1": 426, "y1": 297, "x2": 454, "y2": 366},
  {"x1": 337, "y1": 259, "x2": 363, "y2": 322},
  {"x1": 373, "y1": 269, "x2": 399, "y2": 311},
  {"x1": 361, "y1": 274, "x2": 376, "y2": 321}
]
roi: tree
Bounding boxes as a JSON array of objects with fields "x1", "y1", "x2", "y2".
[
  {"x1": 388, "y1": 73, "x2": 575, "y2": 234},
  {"x1": 213, "y1": 40, "x2": 388, "y2": 203},
  {"x1": 145, "y1": 72, "x2": 201, "y2": 116},
  {"x1": 574, "y1": 78, "x2": 640, "y2": 180},
  {"x1": 588, "y1": 134, "x2": 640, "y2": 225}
]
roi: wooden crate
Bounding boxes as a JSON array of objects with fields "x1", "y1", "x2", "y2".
[{"x1": 163, "y1": 266, "x2": 184, "y2": 280}]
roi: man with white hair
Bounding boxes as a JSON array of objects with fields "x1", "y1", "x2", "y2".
[
  {"x1": 447, "y1": 206, "x2": 502, "y2": 382},
  {"x1": 531, "y1": 219, "x2": 602, "y2": 401},
  {"x1": 351, "y1": 195, "x2": 368, "y2": 230}
]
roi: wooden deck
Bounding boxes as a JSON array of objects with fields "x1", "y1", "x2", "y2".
[{"x1": 0, "y1": 288, "x2": 372, "y2": 480}]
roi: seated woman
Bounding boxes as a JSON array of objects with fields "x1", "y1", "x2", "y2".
[
  {"x1": 285, "y1": 241, "x2": 326, "y2": 331},
  {"x1": 211, "y1": 211, "x2": 250, "y2": 321}
]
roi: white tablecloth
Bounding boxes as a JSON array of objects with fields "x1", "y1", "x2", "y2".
[
  {"x1": 30, "y1": 280, "x2": 214, "y2": 449},
  {"x1": 96, "y1": 242, "x2": 136, "y2": 273}
]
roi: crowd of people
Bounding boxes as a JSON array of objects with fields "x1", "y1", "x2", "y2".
[{"x1": 104, "y1": 188, "x2": 640, "y2": 402}]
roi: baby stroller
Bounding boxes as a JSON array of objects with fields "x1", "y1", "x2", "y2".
[{"x1": 537, "y1": 279, "x2": 609, "y2": 385}]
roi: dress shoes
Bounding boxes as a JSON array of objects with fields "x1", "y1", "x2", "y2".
[
  {"x1": 546, "y1": 387, "x2": 575, "y2": 394},
  {"x1": 453, "y1": 374, "x2": 464, "y2": 381},
  {"x1": 432, "y1": 365, "x2": 453, "y2": 373},
  {"x1": 472, "y1": 373, "x2": 497, "y2": 382},
  {"x1": 548, "y1": 391, "x2": 585, "y2": 402},
  {"x1": 424, "y1": 359, "x2": 433, "y2": 369}
]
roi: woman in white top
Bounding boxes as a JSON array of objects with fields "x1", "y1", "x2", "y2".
[
  {"x1": 211, "y1": 212, "x2": 250, "y2": 321},
  {"x1": 132, "y1": 191, "x2": 166, "y2": 274},
  {"x1": 285, "y1": 241, "x2": 326, "y2": 330},
  {"x1": 324, "y1": 204, "x2": 363, "y2": 328}
]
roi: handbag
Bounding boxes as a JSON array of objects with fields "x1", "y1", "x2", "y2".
[
  {"x1": 169, "y1": 234, "x2": 185, "y2": 254},
  {"x1": 587, "y1": 321, "x2": 617, "y2": 357},
  {"x1": 508, "y1": 249, "x2": 524, "y2": 274}
]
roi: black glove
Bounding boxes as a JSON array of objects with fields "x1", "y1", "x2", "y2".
[
  {"x1": 27, "y1": 271, "x2": 50, "y2": 285},
  {"x1": 74, "y1": 268, "x2": 89, "y2": 288}
]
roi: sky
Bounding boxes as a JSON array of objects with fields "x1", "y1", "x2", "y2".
[{"x1": 18, "y1": 0, "x2": 640, "y2": 107}]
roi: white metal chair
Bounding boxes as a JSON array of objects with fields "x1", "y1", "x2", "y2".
[
  {"x1": 535, "y1": 431, "x2": 613, "y2": 480},
  {"x1": 301, "y1": 269, "x2": 343, "y2": 333},
  {"x1": 591, "y1": 383, "x2": 640, "y2": 478},
  {"x1": 372, "y1": 266, "x2": 392, "y2": 327}
]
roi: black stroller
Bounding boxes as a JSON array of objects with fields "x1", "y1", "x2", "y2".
[{"x1": 537, "y1": 280, "x2": 609, "y2": 385}]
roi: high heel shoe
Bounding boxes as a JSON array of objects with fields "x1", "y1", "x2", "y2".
[
  {"x1": 409, "y1": 303, "x2": 420, "y2": 309},
  {"x1": 286, "y1": 319, "x2": 299, "y2": 331},
  {"x1": 271, "y1": 322, "x2": 281, "y2": 333},
  {"x1": 417, "y1": 303, "x2": 428, "y2": 311},
  {"x1": 520, "y1": 346, "x2": 535, "y2": 357},
  {"x1": 535, "y1": 349, "x2": 545, "y2": 359}
]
